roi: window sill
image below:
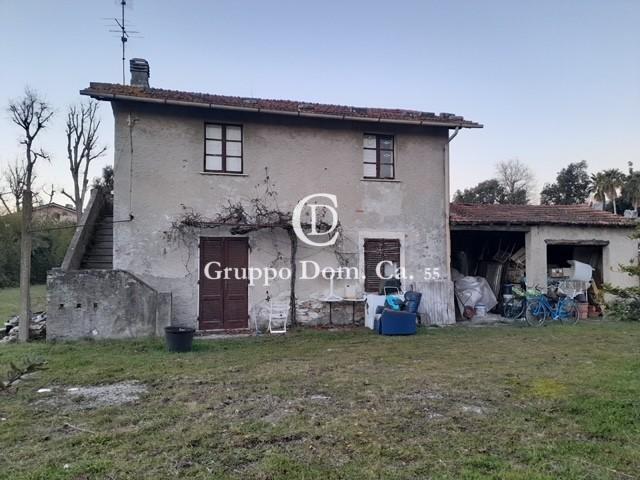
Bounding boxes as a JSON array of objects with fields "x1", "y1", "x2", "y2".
[
  {"x1": 200, "y1": 171, "x2": 248, "y2": 177},
  {"x1": 361, "y1": 178, "x2": 401, "y2": 183}
]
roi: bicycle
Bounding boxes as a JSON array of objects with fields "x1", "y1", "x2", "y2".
[
  {"x1": 525, "y1": 285, "x2": 579, "y2": 326},
  {"x1": 503, "y1": 285, "x2": 538, "y2": 320}
]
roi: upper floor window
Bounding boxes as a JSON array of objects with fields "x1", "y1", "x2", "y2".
[
  {"x1": 363, "y1": 134, "x2": 394, "y2": 179},
  {"x1": 205, "y1": 123, "x2": 243, "y2": 173}
]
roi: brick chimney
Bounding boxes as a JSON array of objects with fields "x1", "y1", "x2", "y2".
[{"x1": 130, "y1": 58, "x2": 150, "y2": 88}]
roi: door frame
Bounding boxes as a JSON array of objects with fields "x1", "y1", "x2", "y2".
[{"x1": 197, "y1": 235, "x2": 250, "y2": 331}]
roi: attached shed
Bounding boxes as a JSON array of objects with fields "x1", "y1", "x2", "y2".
[{"x1": 449, "y1": 204, "x2": 638, "y2": 294}]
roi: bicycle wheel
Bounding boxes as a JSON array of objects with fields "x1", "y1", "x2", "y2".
[
  {"x1": 504, "y1": 298, "x2": 525, "y2": 320},
  {"x1": 525, "y1": 298, "x2": 547, "y2": 327},
  {"x1": 560, "y1": 298, "x2": 579, "y2": 325}
]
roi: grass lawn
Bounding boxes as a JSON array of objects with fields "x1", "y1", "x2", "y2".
[
  {"x1": 0, "y1": 284, "x2": 47, "y2": 321},
  {"x1": 0, "y1": 322, "x2": 638, "y2": 479}
]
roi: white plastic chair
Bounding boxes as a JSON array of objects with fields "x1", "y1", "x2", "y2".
[{"x1": 268, "y1": 300, "x2": 290, "y2": 334}]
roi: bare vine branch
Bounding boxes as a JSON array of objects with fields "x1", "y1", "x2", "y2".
[{"x1": 164, "y1": 168, "x2": 343, "y2": 327}]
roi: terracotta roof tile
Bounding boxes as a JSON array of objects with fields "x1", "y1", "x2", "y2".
[
  {"x1": 80, "y1": 83, "x2": 482, "y2": 128},
  {"x1": 450, "y1": 203, "x2": 636, "y2": 227}
]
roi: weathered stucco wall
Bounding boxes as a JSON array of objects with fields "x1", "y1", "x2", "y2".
[
  {"x1": 47, "y1": 269, "x2": 171, "y2": 340},
  {"x1": 110, "y1": 103, "x2": 454, "y2": 328},
  {"x1": 525, "y1": 225, "x2": 637, "y2": 288}
]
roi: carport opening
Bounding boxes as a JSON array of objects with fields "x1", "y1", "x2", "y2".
[{"x1": 451, "y1": 229, "x2": 526, "y2": 317}]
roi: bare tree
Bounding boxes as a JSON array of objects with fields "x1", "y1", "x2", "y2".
[
  {"x1": 7, "y1": 87, "x2": 53, "y2": 342},
  {"x1": 61, "y1": 100, "x2": 107, "y2": 222},
  {"x1": 0, "y1": 174, "x2": 12, "y2": 214},
  {"x1": 0, "y1": 158, "x2": 30, "y2": 213},
  {"x1": 495, "y1": 158, "x2": 535, "y2": 204},
  {"x1": 38, "y1": 184, "x2": 56, "y2": 207}
]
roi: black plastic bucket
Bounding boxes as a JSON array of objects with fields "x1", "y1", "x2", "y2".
[
  {"x1": 165, "y1": 326, "x2": 195, "y2": 352},
  {"x1": 502, "y1": 284, "x2": 514, "y2": 295}
]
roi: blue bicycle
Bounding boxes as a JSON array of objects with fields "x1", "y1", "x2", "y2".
[{"x1": 525, "y1": 288, "x2": 579, "y2": 327}]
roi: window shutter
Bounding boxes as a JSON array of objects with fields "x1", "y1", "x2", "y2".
[{"x1": 364, "y1": 238, "x2": 400, "y2": 293}]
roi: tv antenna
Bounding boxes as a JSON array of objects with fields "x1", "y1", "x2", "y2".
[{"x1": 106, "y1": 0, "x2": 142, "y2": 84}]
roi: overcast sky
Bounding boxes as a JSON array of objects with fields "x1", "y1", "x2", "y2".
[{"x1": 1, "y1": 0, "x2": 639, "y2": 205}]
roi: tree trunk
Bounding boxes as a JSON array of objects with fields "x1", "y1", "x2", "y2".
[
  {"x1": 612, "y1": 194, "x2": 617, "y2": 215},
  {"x1": 287, "y1": 228, "x2": 298, "y2": 326},
  {"x1": 74, "y1": 172, "x2": 82, "y2": 222},
  {"x1": 18, "y1": 190, "x2": 33, "y2": 342}
]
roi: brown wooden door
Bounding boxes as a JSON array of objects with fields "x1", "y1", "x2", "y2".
[{"x1": 199, "y1": 237, "x2": 248, "y2": 330}]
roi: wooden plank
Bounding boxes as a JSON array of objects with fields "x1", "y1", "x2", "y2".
[
  {"x1": 422, "y1": 280, "x2": 456, "y2": 325},
  {"x1": 545, "y1": 239, "x2": 609, "y2": 246}
]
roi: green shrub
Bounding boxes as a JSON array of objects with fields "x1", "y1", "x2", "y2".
[
  {"x1": 603, "y1": 227, "x2": 640, "y2": 321},
  {"x1": 0, "y1": 212, "x2": 75, "y2": 288}
]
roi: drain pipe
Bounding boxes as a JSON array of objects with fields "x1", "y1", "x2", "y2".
[{"x1": 443, "y1": 126, "x2": 461, "y2": 281}]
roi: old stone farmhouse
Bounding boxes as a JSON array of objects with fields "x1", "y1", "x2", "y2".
[{"x1": 47, "y1": 59, "x2": 637, "y2": 339}]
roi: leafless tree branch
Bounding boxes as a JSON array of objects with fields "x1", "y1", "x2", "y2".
[
  {"x1": 64, "y1": 99, "x2": 107, "y2": 222},
  {"x1": 1, "y1": 158, "x2": 29, "y2": 213}
]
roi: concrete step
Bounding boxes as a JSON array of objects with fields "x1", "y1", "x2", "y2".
[
  {"x1": 93, "y1": 233, "x2": 113, "y2": 242},
  {"x1": 87, "y1": 240, "x2": 113, "y2": 252},
  {"x1": 81, "y1": 262, "x2": 113, "y2": 269},
  {"x1": 85, "y1": 252, "x2": 112, "y2": 258},
  {"x1": 87, "y1": 247, "x2": 113, "y2": 256}
]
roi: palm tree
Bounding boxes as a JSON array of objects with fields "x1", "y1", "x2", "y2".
[
  {"x1": 623, "y1": 162, "x2": 640, "y2": 213},
  {"x1": 597, "y1": 169, "x2": 625, "y2": 214},
  {"x1": 589, "y1": 172, "x2": 608, "y2": 210}
]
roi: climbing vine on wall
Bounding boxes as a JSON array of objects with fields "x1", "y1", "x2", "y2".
[{"x1": 164, "y1": 168, "x2": 350, "y2": 325}]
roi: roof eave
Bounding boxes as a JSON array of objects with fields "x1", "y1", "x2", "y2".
[
  {"x1": 450, "y1": 220, "x2": 635, "y2": 228},
  {"x1": 80, "y1": 88, "x2": 484, "y2": 129}
]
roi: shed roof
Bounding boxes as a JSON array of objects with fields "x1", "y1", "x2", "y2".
[
  {"x1": 450, "y1": 203, "x2": 636, "y2": 228},
  {"x1": 80, "y1": 83, "x2": 482, "y2": 129}
]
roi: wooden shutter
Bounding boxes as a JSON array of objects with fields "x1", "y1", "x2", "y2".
[{"x1": 364, "y1": 238, "x2": 401, "y2": 293}]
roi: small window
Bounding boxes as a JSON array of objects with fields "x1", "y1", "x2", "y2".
[
  {"x1": 363, "y1": 134, "x2": 394, "y2": 179},
  {"x1": 204, "y1": 124, "x2": 243, "y2": 173}
]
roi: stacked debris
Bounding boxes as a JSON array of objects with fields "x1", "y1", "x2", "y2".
[{"x1": 0, "y1": 312, "x2": 47, "y2": 344}]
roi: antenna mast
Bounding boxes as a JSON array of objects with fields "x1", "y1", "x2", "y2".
[
  {"x1": 120, "y1": 0, "x2": 126, "y2": 84},
  {"x1": 116, "y1": 1, "x2": 129, "y2": 84},
  {"x1": 107, "y1": 0, "x2": 141, "y2": 84}
]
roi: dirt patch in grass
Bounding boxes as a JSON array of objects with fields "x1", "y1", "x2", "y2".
[{"x1": 33, "y1": 381, "x2": 147, "y2": 411}]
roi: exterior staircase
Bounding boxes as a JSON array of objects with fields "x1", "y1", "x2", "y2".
[
  {"x1": 80, "y1": 202, "x2": 113, "y2": 269},
  {"x1": 51, "y1": 189, "x2": 173, "y2": 341},
  {"x1": 61, "y1": 190, "x2": 114, "y2": 271}
]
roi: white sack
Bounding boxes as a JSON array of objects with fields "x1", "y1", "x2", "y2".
[{"x1": 454, "y1": 276, "x2": 498, "y2": 313}]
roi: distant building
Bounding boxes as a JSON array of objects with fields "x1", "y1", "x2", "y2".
[{"x1": 33, "y1": 203, "x2": 77, "y2": 223}]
